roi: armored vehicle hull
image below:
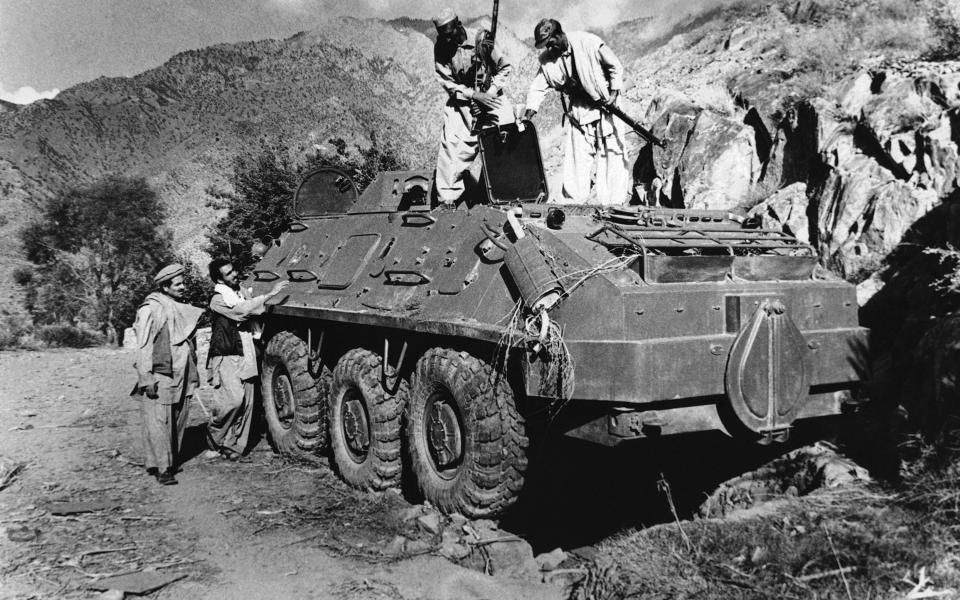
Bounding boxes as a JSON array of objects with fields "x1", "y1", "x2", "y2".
[{"x1": 250, "y1": 125, "x2": 867, "y2": 518}]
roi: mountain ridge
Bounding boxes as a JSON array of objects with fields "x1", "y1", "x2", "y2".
[{"x1": 1, "y1": 2, "x2": 957, "y2": 317}]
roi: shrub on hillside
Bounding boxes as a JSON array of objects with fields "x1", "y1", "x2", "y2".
[
  {"x1": 16, "y1": 176, "x2": 201, "y2": 344},
  {"x1": 926, "y1": 0, "x2": 960, "y2": 59},
  {"x1": 36, "y1": 324, "x2": 104, "y2": 348},
  {"x1": 207, "y1": 135, "x2": 406, "y2": 273},
  {"x1": 776, "y1": 0, "x2": 932, "y2": 97},
  {"x1": 0, "y1": 311, "x2": 33, "y2": 350}
]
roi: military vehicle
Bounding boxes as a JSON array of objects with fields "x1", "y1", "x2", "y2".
[{"x1": 250, "y1": 123, "x2": 868, "y2": 519}]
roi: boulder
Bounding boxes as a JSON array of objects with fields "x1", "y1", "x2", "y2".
[
  {"x1": 484, "y1": 537, "x2": 541, "y2": 581},
  {"x1": 747, "y1": 182, "x2": 809, "y2": 244},
  {"x1": 535, "y1": 548, "x2": 568, "y2": 572},
  {"x1": 464, "y1": 520, "x2": 540, "y2": 581},
  {"x1": 814, "y1": 155, "x2": 895, "y2": 276},
  {"x1": 812, "y1": 98, "x2": 855, "y2": 168},
  {"x1": 865, "y1": 181, "x2": 940, "y2": 258},
  {"x1": 938, "y1": 70, "x2": 960, "y2": 106},
  {"x1": 646, "y1": 93, "x2": 701, "y2": 199},
  {"x1": 677, "y1": 110, "x2": 761, "y2": 209},
  {"x1": 417, "y1": 513, "x2": 442, "y2": 536},
  {"x1": 920, "y1": 112, "x2": 960, "y2": 197},
  {"x1": 856, "y1": 271, "x2": 885, "y2": 306},
  {"x1": 439, "y1": 528, "x2": 471, "y2": 561},
  {"x1": 885, "y1": 132, "x2": 918, "y2": 175},
  {"x1": 837, "y1": 71, "x2": 874, "y2": 117},
  {"x1": 860, "y1": 75, "x2": 945, "y2": 174}
]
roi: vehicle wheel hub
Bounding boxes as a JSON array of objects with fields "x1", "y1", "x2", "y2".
[
  {"x1": 342, "y1": 396, "x2": 369, "y2": 459},
  {"x1": 272, "y1": 369, "x2": 295, "y2": 427},
  {"x1": 427, "y1": 395, "x2": 462, "y2": 472}
]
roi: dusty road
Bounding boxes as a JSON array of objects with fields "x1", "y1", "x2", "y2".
[{"x1": 0, "y1": 348, "x2": 565, "y2": 599}]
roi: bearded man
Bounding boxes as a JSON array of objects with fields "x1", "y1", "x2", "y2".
[
  {"x1": 523, "y1": 18, "x2": 632, "y2": 205},
  {"x1": 131, "y1": 263, "x2": 203, "y2": 485},
  {"x1": 206, "y1": 258, "x2": 288, "y2": 460}
]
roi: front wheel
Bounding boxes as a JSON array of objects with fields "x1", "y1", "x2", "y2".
[
  {"x1": 405, "y1": 348, "x2": 528, "y2": 518},
  {"x1": 260, "y1": 331, "x2": 329, "y2": 458}
]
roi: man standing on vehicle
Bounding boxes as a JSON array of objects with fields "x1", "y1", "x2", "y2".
[
  {"x1": 522, "y1": 18, "x2": 632, "y2": 205},
  {"x1": 206, "y1": 259, "x2": 288, "y2": 460},
  {"x1": 131, "y1": 263, "x2": 204, "y2": 485},
  {"x1": 433, "y1": 7, "x2": 514, "y2": 205}
]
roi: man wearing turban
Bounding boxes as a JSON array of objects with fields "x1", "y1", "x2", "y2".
[
  {"x1": 131, "y1": 264, "x2": 203, "y2": 485},
  {"x1": 432, "y1": 7, "x2": 515, "y2": 205}
]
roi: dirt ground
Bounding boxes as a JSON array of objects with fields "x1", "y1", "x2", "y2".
[
  {"x1": 7, "y1": 346, "x2": 934, "y2": 600},
  {"x1": 0, "y1": 347, "x2": 566, "y2": 600}
]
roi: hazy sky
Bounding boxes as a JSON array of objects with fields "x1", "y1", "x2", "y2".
[{"x1": 0, "y1": 0, "x2": 693, "y2": 104}]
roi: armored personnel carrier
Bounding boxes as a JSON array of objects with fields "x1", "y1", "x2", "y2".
[{"x1": 251, "y1": 123, "x2": 867, "y2": 518}]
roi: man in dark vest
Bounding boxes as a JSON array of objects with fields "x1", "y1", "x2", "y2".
[
  {"x1": 132, "y1": 263, "x2": 204, "y2": 485},
  {"x1": 206, "y1": 258, "x2": 288, "y2": 460}
]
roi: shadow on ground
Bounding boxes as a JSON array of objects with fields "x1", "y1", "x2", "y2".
[{"x1": 499, "y1": 421, "x2": 842, "y2": 553}]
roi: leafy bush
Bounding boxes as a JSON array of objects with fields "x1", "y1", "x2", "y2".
[
  {"x1": 777, "y1": 0, "x2": 932, "y2": 97},
  {"x1": 16, "y1": 176, "x2": 181, "y2": 343},
  {"x1": 0, "y1": 311, "x2": 33, "y2": 350},
  {"x1": 925, "y1": 0, "x2": 960, "y2": 59},
  {"x1": 207, "y1": 135, "x2": 406, "y2": 273},
  {"x1": 925, "y1": 245, "x2": 960, "y2": 294},
  {"x1": 35, "y1": 324, "x2": 104, "y2": 348}
]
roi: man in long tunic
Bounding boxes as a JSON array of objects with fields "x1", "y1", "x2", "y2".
[
  {"x1": 522, "y1": 18, "x2": 632, "y2": 205},
  {"x1": 206, "y1": 259, "x2": 288, "y2": 459},
  {"x1": 131, "y1": 264, "x2": 204, "y2": 485},
  {"x1": 433, "y1": 8, "x2": 514, "y2": 205}
]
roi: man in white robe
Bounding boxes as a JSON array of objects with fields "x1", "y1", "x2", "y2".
[{"x1": 523, "y1": 19, "x2": 632, "y2": 205}]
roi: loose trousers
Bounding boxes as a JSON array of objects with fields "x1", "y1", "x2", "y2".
[
  {"x1": 435, "y1": 99, "x2": 515, "y2": 204},
  {"x1": 207, "y1": 356, "x2": 255, "y2": 455},
  {"x1": 140, "y1": 373, "x2": 190, "y2": 472},
  {"x1": 435, "y1": 104, "x2": 479, "y2": 204},
  {"x1": 560, "y1": 120, "x2": 632, "y2": 205}
]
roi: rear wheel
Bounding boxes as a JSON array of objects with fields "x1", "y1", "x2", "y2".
[
  {"x1": 261, "y1": 331, "x2": 329, "y2": 458},
  {"x1": 328, "y1": 348, "x2": 405, "y2": 490},
  {"x1": 405, "y1": 348, "x2": 528, "y2": 518}
]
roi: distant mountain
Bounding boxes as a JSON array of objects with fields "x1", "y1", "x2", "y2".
[
  {"x1": 0, "y1": 17, "x2": 544, "y2": 312},
  {"x1": 1, "y1": 1, "x2": 957, "y2": 318}
]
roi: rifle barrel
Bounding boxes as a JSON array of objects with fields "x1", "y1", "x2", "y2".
[{"x1": 606, "y1": 104, "x2": 666, "y2": 148}]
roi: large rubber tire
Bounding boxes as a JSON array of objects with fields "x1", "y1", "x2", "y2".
[
  {"x1": 261, "y1": 331, "x2": 330, "y2": 458},
  {"x1": 328, "y1": 348, "x2": 405, "y2": 490},
  {"x1": 405, "y1": 348, "x2": 528, "y2": 518}
]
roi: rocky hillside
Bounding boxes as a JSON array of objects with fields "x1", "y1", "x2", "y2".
[
  {"x1": 1, "y1": 0, "x2": 958, "y2": 340},
  {"x1": 0, "y1": 16, "x2": 545, "y2": 313}
]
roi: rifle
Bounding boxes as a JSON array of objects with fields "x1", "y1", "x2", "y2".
[
  {"x1": 604, "y1": 102, "x2": 667, "y2": 148},
  {"x1": 473, "y1": 0, "x2": 499, "y2": 93}
]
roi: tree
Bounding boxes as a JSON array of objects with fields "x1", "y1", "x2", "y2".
[
  {"x1": 926, "y1": 0, "x2": 960, "y2": 59},
  {"x1": 18, "y1": 176, "x2": 185, "y2": 342},
  {"x1": 207, "y1": 135, "x2": 406, "y2": 272}
]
